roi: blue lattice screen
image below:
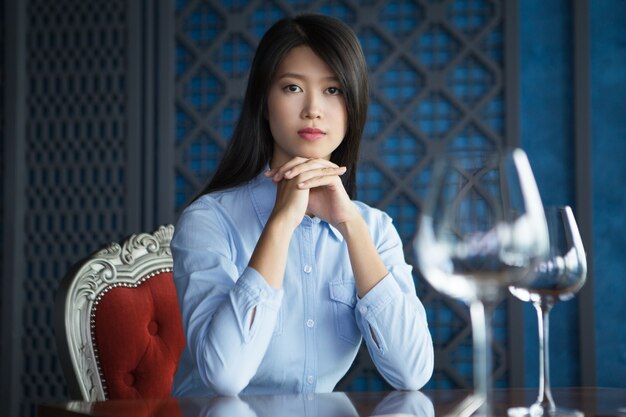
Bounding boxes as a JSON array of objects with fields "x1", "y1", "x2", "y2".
[{"x1": 174, "y1": 0, "x2": 509, "y2": 390}]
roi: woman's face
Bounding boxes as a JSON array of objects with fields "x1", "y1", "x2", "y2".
[{"x1": 266, "y1": 46, "x2": 348, "y2": 168}]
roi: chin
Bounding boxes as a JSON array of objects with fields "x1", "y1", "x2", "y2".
[{"x1": 297, "y1": 148, "x2": 334, "y2": 160}]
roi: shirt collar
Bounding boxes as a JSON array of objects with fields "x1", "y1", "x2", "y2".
[{"x1": 248, "y1": 169, "x2": 344, "y2": 242}]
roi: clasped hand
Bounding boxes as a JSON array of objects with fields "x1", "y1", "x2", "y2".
[{"x1": 264, "y1": 157, "x2": 357, "y2": 231}]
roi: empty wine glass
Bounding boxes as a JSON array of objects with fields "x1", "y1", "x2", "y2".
[
  {"x1": 508, "y1": 206, "x2": 587, "y2": 417},
  {"x1": 414, "y1": 148, "x2": 549, "y2": 417}
]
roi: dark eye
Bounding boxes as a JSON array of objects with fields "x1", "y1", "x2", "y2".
[
  {"x1": 326, "y1": 87, "x2": 343, "y2": 95},
  {"x1": 284, "y1": 84, "x2": 302, "y2": 93}
]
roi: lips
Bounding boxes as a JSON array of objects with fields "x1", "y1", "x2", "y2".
[{"x1": 297, "y1": 128, "x2": 325, "y2": 141}]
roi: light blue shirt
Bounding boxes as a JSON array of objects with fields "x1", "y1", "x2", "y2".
[{"x1": 171, "y1": 170, "x2": 434, "y2": 397}]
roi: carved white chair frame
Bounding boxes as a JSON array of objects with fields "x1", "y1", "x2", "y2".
[{"x1": 55, "y1": 225, "x2": 175, "y2": 401}]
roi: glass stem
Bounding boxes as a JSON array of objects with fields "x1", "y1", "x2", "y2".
[
  {"x1": 534, "y1": 299, "x2": 556, "y2": 412},
  {"x1": 470, "y1": 301, "x2": 492, "y2": 417}
]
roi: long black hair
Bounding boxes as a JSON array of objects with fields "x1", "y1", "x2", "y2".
[{"x1": 197, "y1": 14, "x2": 369, "y2": 199}]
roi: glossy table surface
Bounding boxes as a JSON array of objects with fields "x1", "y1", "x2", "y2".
[{"x1": 39, "y1": 387, "x2": 626, "y2": 417}]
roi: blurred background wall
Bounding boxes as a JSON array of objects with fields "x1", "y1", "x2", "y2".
[{"x1": 1, "y1": 0, "x2": 624, "y2": 416}]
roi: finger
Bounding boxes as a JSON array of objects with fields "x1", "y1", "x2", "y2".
[
  {"x1": 284, "y1": 159, "x2": 339, "y2": 179},
  {"x1": 297, "y1": 174, "x2": 345, "y2": 190},
  {"x1": 295, "y1": 166, "x2": 347, "y2": 187},
  {"x1": 271, "y1": 157, "x2": 309, "y2": 181}
]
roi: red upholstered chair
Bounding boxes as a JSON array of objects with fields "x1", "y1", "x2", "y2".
[{"x1": 55, "y1": 225, "x2": 185, "y2": 401}]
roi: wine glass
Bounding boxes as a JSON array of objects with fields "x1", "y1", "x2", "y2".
[
  {"x1": 508, "y1": 206, "x2": 587, "y2": 417},
  {"x1": 414, "y1": 148, "x2": 549, "y2": 417}
]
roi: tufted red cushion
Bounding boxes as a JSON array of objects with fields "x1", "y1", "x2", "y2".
[{"x1": 93, "y1": 271, "x2": 185, "y2": 399}]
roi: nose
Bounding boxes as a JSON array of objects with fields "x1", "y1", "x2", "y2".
[{"x1": 301, "y1": 93, "x2": 322, "y2": 119}]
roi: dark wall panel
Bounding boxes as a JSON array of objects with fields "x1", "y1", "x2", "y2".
[
  {"x1": 519, "y1": 0, "x2": 580, "y2": 388},
  {"x1": 20, "y1": 0, "x2": 129, "y2": 415},
  {"x1": 591, "y1": 0, "x2": 626, "y2": 388},
  {"x1": 1, "y1": 0, "x2": 4, "y2": 304}
]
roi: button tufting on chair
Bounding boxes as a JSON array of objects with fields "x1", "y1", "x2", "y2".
[
  {"x1": 124, "y1": 372, "x2": 135, "y2": 387},
  {"x1": 147, "y1": 321, "x2": 159, "y2": 336}
]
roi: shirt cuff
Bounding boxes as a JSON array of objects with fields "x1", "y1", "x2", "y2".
[
  {"x1": 233, "y1": 266, "x2": 284, "y2": 310},
  {"x1": 355, "y1": 273, "x2": 402, "y2": 319},
  {"x1": 229, "y1": 267, "x2": 284, "y2": 342}
]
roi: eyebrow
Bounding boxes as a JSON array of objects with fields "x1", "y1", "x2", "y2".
[{"x1": 276, "y1": 72, "x2": 339, "y2": 82}]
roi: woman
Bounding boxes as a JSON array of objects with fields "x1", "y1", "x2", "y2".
[{"x1": 171, "y1": 14, "x2": 433, "y2": 397}]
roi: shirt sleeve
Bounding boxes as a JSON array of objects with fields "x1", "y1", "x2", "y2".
[
  {"x1": 353, "y1": 210, "x2": 434, "y2": 390},
  {"x1": 171, "y1": 199, "x2": 284, "y2": 396}
]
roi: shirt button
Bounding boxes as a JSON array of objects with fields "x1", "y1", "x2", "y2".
[
  {"x1": 303, "y1": 265, "x2": 312, "y2": 274},
  {"x1": 307, "y1": 375, "x2": 314, "y2": 384},
  {"x1": 306, "y1": 319, "x2": 315, "y2": 328},
  {"x1": 260, "y1": 290, "x2": 267, "y2": 298},
  {"x1": 359, "y1": 306, "x2": 368, "y2": 314}
]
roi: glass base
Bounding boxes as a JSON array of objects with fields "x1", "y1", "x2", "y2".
[{"x1": 507, "y1": 405, "x2": 584, "y2": 417}]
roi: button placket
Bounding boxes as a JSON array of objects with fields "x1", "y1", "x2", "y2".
[{"x1": 300, "y1": 219, "x2": 317, "y2": 392}]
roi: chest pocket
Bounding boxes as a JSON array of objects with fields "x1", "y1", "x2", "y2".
[{"x1": 329, "y1": 279, "x2": 362, "y2": 346}]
